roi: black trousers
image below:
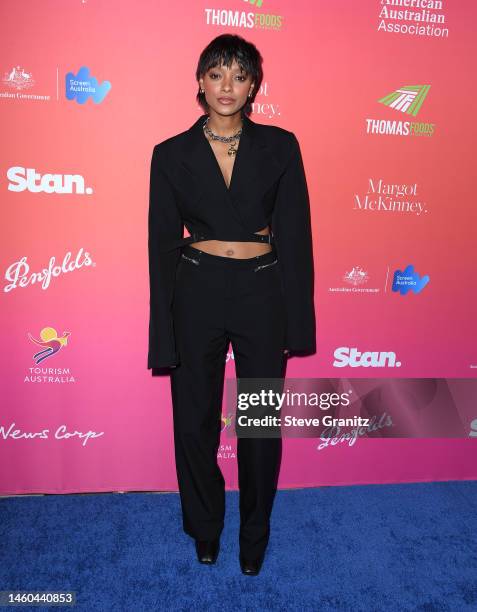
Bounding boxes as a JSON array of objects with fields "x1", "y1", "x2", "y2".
[{"x1": 170, "y1": 243, "x2": 287, "y2": 559}]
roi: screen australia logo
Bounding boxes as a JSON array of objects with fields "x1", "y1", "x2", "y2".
[
  {"x1": 66, "y1": 66, "x2": 111, "y2": 104},
  {"x1": 366, "y1": 84, "x2": 435, "y2": 137},
  {"x1": 392, "y1": 264, "x2": 429, "y2": 295}
]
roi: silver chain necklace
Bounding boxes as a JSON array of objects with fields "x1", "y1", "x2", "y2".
[{"x1": 202, "y1": 116, "x2": 242, "y2": 157}]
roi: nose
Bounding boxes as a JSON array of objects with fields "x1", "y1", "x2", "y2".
[{"x1": 221, "y1": 75, "x2": 233, "y2": 92}]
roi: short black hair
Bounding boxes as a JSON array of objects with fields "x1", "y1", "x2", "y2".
[{"x1": 195, "y1": 33, "x2": 263, "y2": 117}]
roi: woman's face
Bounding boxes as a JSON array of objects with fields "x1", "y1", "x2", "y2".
[{"x1": 199, "y1": 59, "x2": 254, "y2": 116}]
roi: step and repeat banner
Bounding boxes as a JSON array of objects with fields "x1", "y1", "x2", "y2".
[{"x1": 1, "y1": 0, "x2": 476, "y2": 494}]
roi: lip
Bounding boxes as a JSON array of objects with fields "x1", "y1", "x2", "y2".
[{"x1": 217, "y1": 97, "x2": 235, "y2": 104}]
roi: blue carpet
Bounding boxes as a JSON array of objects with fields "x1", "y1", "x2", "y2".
[{"x1": 1, "y1": 481, "x2": 476, "y2": 611}]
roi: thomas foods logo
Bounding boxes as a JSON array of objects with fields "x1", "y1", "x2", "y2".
[
  {"x1": 366, "y1": 84, "x2": 435, "y2": 137},
  {"x1": 205, "y1": 0, "x2": 283, "y2": 30},
  {"x1": 379, "y1": 85, "x2": 430, "y2": 116}
]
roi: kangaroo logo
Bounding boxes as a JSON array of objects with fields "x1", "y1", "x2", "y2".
[
  {"x1": 28, "y1": 327, "x2": 71, "y2": 364},
  {"x1": 221, "y1": 413, "x2": 234, "y2": 432}
]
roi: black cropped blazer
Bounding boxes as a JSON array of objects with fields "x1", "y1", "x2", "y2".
[{"x1": 148, "y1": 112, "x2": 316, "y2": 371}]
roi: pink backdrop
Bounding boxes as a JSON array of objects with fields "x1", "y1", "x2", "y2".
[{"x1": 1, "y1": 0, "x2": 476, "y2": 494}]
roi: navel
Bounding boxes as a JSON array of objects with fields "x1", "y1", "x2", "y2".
[{"x1": 225, "y1": 249, "x2": 235, "y2": 257}]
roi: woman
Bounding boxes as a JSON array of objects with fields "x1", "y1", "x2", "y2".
[{"x1": 148, "y1": 33, "x2": 316, "y2": 576}]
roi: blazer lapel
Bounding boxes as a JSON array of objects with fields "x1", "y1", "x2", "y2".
[
  {"x1": 179, "y1": 113, "x2": 282, "y2": 230},
  {"x1": 180, "y1": 115, "x2": 263, "y2": 209}
]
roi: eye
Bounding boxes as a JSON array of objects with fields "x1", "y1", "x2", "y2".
[{"x1": 236, "y1": 75, "x2": 247, "y2": 81}]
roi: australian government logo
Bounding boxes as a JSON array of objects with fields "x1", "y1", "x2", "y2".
[
  {"x1": 328, "y1": 266, "x2": 380, "y2": 295},
  {"x1": 1, "y1": 65, "x2": 50, "y2": 102},
  {"x1": 377, "y1": 0, "x2": 449, "y2": 38}
]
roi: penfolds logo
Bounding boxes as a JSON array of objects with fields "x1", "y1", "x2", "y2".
[{"x1": 4, "y1": 247, "x2": 94, "y2": 292}]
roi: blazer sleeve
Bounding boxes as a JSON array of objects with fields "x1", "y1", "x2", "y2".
[
  {"x1": 148, "y1": 144, "x2": 183, "y2": 370},
  {"x1": 271, "y1": 132, "x2": 316, "y2": 355}
]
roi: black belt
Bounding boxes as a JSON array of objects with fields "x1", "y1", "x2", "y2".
[{"x1": 160, "y1": 231, "x2": 275, "y2": 252}]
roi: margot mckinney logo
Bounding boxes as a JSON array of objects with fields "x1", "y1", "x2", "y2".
[{"x1": 3, "y1": 247, "x2": 94, "y2": 292}]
